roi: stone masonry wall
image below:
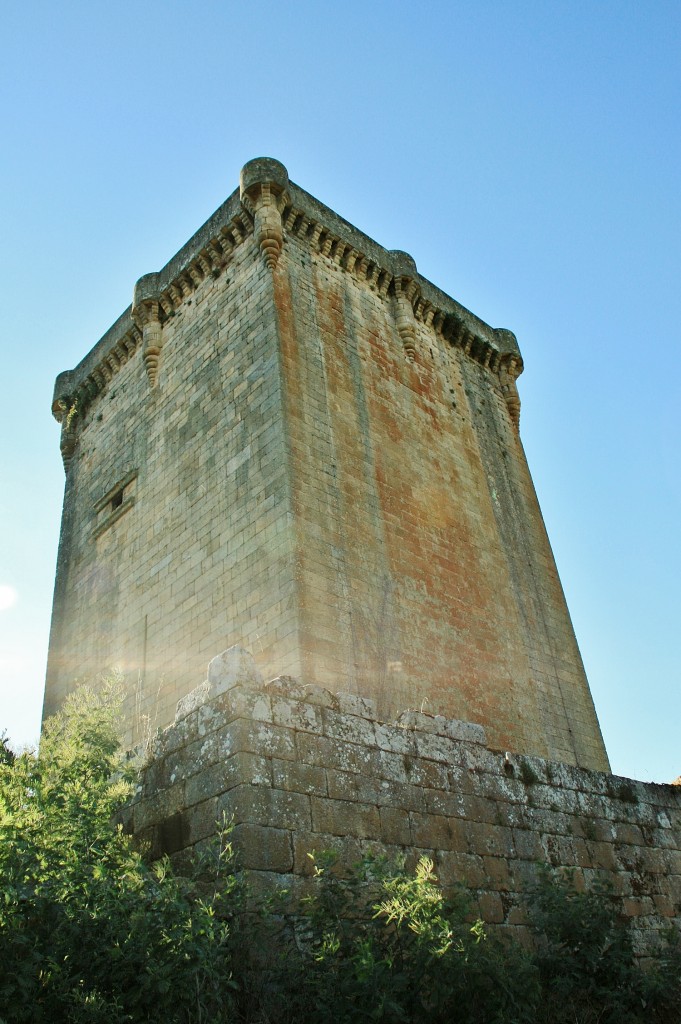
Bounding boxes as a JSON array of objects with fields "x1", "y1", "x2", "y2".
[
  {"x1": 46, "y1": 157, "x2": 608, "y2": 770},
  {"x1": 45, "y1": 203, "x2": 303, "y2": 746},
  {"x1": 274, "y1": 221, "x2": 605, "y2": 769},
  {"x1": 129, "y1": 648, "x2": 681, "y2": 956}
]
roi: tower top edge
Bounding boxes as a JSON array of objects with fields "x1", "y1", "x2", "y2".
[{"x1": 52, "y1": 159, "x2": 523, "y2": 407}]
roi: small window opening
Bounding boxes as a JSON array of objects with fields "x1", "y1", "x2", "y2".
[{"x1": 93, "y1": 470, "x2": 137, "y2": 540}]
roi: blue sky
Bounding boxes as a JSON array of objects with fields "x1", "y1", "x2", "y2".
[{"x1": 1, "y1": 1, "x2": 679, "y2": 781}]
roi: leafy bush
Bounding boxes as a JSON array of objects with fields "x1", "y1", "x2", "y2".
[
  {"x1": 529, "y1": 867, "x2": 681, "y2": 1024},
  {"x1": 258, "y1": 851, "x2": 538, "y2": 1024},
  {"x1": 0, "y1": 687, "x2": 241, "y2": 1024}
]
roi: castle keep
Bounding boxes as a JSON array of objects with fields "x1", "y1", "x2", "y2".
[
  {"x1": 46, "y1": 158, "x2": 608, "y2": 772},
  {"x1": 45, "y1": 160, "x2": 681, "y2": 949}
]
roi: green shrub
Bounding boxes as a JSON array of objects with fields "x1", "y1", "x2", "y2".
[
  {"x1": 529, "y1": 867, "x2": 681, "y2": 1024},
  {"x1": 260, "y1": 852, "x2": 539, "y2": 1024},
  {"x1": 0, "y1": 687, "x2": 241, "y2": 1024}
]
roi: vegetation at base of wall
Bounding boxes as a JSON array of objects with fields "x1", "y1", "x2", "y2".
[
  {"x1": 0, "y1": 689, "x2": 243, "y2": 1024},
  {"x1": 0, "y1": 689, "x2": 679, "y2": 1024}
]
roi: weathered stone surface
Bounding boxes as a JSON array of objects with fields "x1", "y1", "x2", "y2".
[
  {"x1": 272, "y1": 758, "x2": 327, "y2": 796},
  {"x1": 336, "y1": 692, "x2": 377, "y2": 719},
  {"x1": 219, "y1": 784, "x2": 312, "y2": 832},
  {"x1": 45, "y1": 159, "x2": 610, "y2": 774},
  {"x1": 271, "y1": 696, "x2": 323, "y2": 733},
  {"x1": 231, "y1": 823, "x2": 293, "y2": 873},
  {"x1": 175, "y1": 681, "x2": 210, "y2": 722},
  {"x1": 126, "y1": 667, "x2": 681, "y2": 954},
  {"x1": 310, "y1": 796, "x2": 381, "y2": 839},
  {"x1": 208, "y1": 645, "x2": 263, "y2": 693},
  {"x1": 395, "y1": 709, "x2": 486, "y2": 746}
]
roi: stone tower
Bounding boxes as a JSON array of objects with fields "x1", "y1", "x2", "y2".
[{"x1": 45, "y1": 158, "x2": 609, "y2": 772}]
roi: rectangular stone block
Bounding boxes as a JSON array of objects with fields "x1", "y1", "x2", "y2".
[
  {"x1": 511, "y1": 827, "x2": 544, "y2": 862},
  {"x1": 271, "y1": 696, "x2": 323, "y2": 733},
  {"x1": 296, "y1": 730, "x2": 377, "y2": 775},
  {"x1": 413, "y1": 731, "x2": 461, "y2": 765},
  {"x1": 379, "y1": 806, "x2": 412, "y2": 846},
  {"x1": 231, "y1": 823, "x2": 293, "y2": 873},
  {"x1": 465, "y1": 821, "x2": 515, "y2": 859},
  {"x1": 219, "y1": 784, "x2": 312, "y2": 831},
  {"x1": 133, "y1": 782, "x2": 187, "y2": 830},
  {"x1": 186, "y1": 797, "x2": 219, "y2": 845},
  {"x1": 322, "y1": 707, "x2": 377, "y2": 747},
  {"x1": 272, "y1": 757, "x2": 327, "y2": 796},
  {"x1": 435, "y1": 850, "x2": 487, "y2": 889},
  {"x1": 443, "y1": 719, "x2": 487, "y2": 745},
  {"x1": 410, "y1": 811, "x2": 466, "y2": 851},
  {"x1": 459, "y1": 794, "x2": 505, "y2": 825},
  {"x1": 310, "y1": 796, "x2": 381, "y2": 839},
  {"x1": 612, "y1": 822, "x2": 646, "y2": 846},
  {"x1": 374, "y1": 722, "x2": 417, "y2": 756},
  {"x1": 481, "y1": 855, "x2": 513, "y2": 890},
  {"x1": 335, "y1": 692, "x2": 377, "y2": 719},
  {"x1": 377, "y1": 778, "x2": 426, "y2": 813},
  {"x1": 326, "y1": 767, "x2": 381, "y2": 804},
  {"x1": 198, "y1": 688, "x2": 273, "y2": 734},
  {"x1": 185, "y1": 752, "x2": 272, "y2": 805},
  {"x1": 401, "y1": 755, "x2": 449, "y2": 790},
  {"x1": 376, "y1": 748, "x2": 410, "y2": 783},
  {"x1": 225, "y1": 718, "x2": 297, "y2": 761},
  {"x1": 477, "y1": 892, "x2": 505, "y2": 924},
  {"x1": 291, "y1": 831, "x2": 367, "y2": 875},
  {"x1": 423, "y1": 788, "x2": 466, "y2": 819},
  {"x1": 461, "y1": 744, "x2": 504, "y2": 773}
]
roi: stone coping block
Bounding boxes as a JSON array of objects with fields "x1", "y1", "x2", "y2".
[{"x1": 175, "y1": 645, "x2": 263, "y2": 723}]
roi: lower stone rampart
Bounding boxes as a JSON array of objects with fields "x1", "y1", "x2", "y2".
[{"x1": 128, "y1": 648, "x2": 681, "y2": 953}]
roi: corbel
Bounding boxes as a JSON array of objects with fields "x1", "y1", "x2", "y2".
[
  {"x1": 60, "y1": 415, "x2": 78, "y2": 469},
  {"x1": 283, "y1": 206, "x2": 298, "y2": 232},
  {"x1": 498, "y1": 355, "x2": 521, "y2": 430},
  {"x1": 52, "y1": 373, "x2": 80, "y2": 471},
  {"x1": 390, "y1": 250, "x2": 420, "y2": 361},
  {"x1": 218, "y1": 227, "x2": 236, "y2": 255},
  {"x1": 333, "y1": 241, "x2": 349, "y2": 266},
  {"x1": 239, "y1": 157, "x2": 290, "y2": 271},
  {"x1": 309, "y1": 223, "x2": 324, "y2": 251},
  {"x1": 432, "y1": 310, "x2": 446, "y2": 337},
  {"x1": 187, "y1": 263, "x2": 204, "y2": 287},
  {"x1": 207, "y1": 238, "x2": 228, "y2": 270},
  {"x1": 377, "y1": 269, "x2": 392, "y2": 298},
  {"x1": 344, "y1": 249, "x2": 359, "y2": 274},
  {"x1": 494, "y1": 329, "x2": 523, "y2": 431},
  {"x1": 355, "y1": 255, "x2": 369, "y2": 281},
  {"x1": 132, "y1": 272, "x2": 164, "y2": 388}
]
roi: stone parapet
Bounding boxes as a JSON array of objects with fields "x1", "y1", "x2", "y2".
[
  {"x1": 51, "y1": 159, "x2": 523, "y2": 433},
  {"x1": 128, "y1": 648, "x2": 681, "y2": 955}
]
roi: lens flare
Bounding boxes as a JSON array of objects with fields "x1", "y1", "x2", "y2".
[{"x1": 0, "y1": 585, "x2": 18, "y2": 611}]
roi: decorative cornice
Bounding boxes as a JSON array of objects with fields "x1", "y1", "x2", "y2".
[
  {"x1": 277, "y1": 190, "x2": 523, "y2": 388},
  {"x1": 52, "y1": 159, "x2": 525, "y2": 447}
]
